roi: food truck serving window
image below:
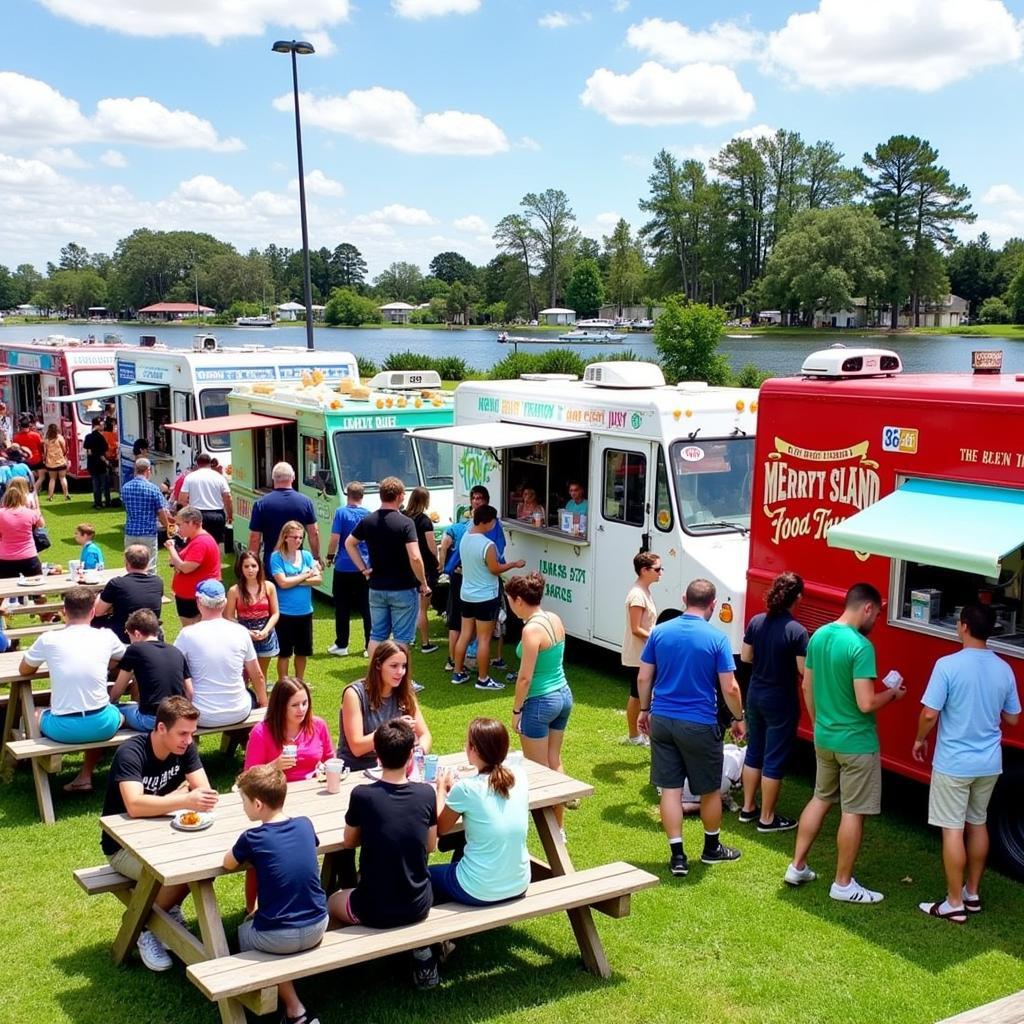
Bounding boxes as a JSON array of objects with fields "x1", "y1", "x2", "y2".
[
  {"x1": 505, "y1": 435, "x2": 590, "y2": 538},
  {"x1": 71, "y1": 369, "x2": 115, "y2": 424},
  {"x1": 671, "y1": 438, "x2": 753, "y2": 534},
  {"x1": 333, "y1": 430, "x2": 418, "y2": 490}
]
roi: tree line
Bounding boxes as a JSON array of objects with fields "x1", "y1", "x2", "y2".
[{"x1": 2, "y1": 130, "x2": 1023, "y2": 326}]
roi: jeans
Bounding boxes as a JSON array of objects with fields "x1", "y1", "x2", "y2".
[
  {"x1": 368, "y1": 588, "x2": 419, "y2": 645},
  {"x1": 333, "y1": 569, "x2": 371, "y2": 649},
  {"x1": 91, "y1": 469, "x2": 110, "y2": 506}
]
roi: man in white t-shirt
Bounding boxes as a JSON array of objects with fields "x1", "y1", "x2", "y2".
[
  {"x1": 21, "y1": 586, "x2": 127, "y2": 792},
  {"x1": 173, "y1": 579, "x2": 266, "y2": 727},
  {"x1": 179, "y1": 452, "x2": 232, "y2": 547}
]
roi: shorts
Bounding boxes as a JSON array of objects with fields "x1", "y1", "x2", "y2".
[
  {"x1": 108, "y1": 847, "x2": 144, "y2": 880},
  {"x1": 0, "y1": 556, "x2": 43, "y2": 579},
  {"x1": 649, "y1": 716, "x2": 723, "y2": 795},
  {"x1": 237, "y1": 914, "x2": 328, "y2": 955},
  {"x1": 460, "y1": 596, "x2": 499, "y2": 622},
  {"x1": 620, "y1": 663, "x2": 640, "y2": 700},
  {"x1": 175, "y1": 596, "x2": 199, "y2": 619},
  {"x1": 369, "y1": 588, "x2": 418, "y2": 645},
  {"x1": 276, "y1": 613, "x2": 313, "y2": 658},
  {"x1": 743, "y1": 692, "x2": 798, "y2": 779},
  {"x1": 39, "y1": 703, "x2": 123, "y2": 744},
  {"x1": 44, "y1": 464, "x2": 67, "y2": 473},
  {"x1": 121, "y1": 703, "x2": 157, "y2": 733},
  {"x1": 928, "y1": 770, "x2": 999, "y2": 829},
  {"x1": 429, "y1": 861, "x2": 525, "y2": 907},
  {"x1": 813, "y1": 748, "x2": 882, "y2": 815},
  {"x1": 237, "y1": 616, "x2": 280, "y2": 657},
  {"x1": 519, "y1": 684, "x2": 573, "y2": 739},
  {"x1": 445, "y1": 571, "x2": 463, "y2": 631}
]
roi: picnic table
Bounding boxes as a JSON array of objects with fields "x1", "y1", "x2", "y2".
[
  {"x1": 92, "y1": 756, "x2": 656, "y2": 1023},
  {"x1": 0, "y1": 566, "x2": 124, "y2": 602}
]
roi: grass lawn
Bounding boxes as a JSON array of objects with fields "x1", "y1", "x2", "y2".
[{"x1": 2, "y1": 492, "x2": 1022, "y2": 1024}]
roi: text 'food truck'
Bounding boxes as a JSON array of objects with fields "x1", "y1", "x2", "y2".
[
  {"x1": 110, "y1": 335, "x2": 359, "y2": 485},
  {"x1": 748, "y1": 346, "x2": 1024, "y2": 879},
  {"x1": 227, "y1": 370, "x2": 456, "y2": 596},
  {"x1": 411, "y1": 361, "x2": 758, "y2": 654}
]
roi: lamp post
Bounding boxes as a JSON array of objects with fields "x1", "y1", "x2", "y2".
[{"x1": 272, "y1": 39, "x2": 316, "y2": 351}]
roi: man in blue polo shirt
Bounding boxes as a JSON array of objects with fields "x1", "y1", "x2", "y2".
[
  {"x1": 247, "y1": 462, "x2": 321, "y2": 577},
  {"x1": 638, "y1": 578, "x2": 746, "y2": 878}
]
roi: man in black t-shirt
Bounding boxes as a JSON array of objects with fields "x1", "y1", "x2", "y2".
[
  {"x1": 93, "y1": 545, "x2": 165, "y2": 642},
  {"x1": 109, "y1": 609, "x2": 191, "y2": 732},
  {"x1": 84, "y1": 416, "x2": 111, "y2": 509},
  {"x1": 101, "y1": 696, "x2": 218, "y2": 972},
  {"x1": 345, "y1": 476, "x2": 431, "y2": 682}
]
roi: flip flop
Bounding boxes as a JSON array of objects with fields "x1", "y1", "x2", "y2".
[
  {"x1": 918, "y1": 900, "x2": 967, "y2": 924},
  {"x1": 62, "y1": 780, "x2": 93, "y2": 794}
]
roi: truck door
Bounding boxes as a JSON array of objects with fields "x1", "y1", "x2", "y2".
[
  {"x1": 172, "y1": 391, "x2": 197, "y2": 473},
  {"x1": 591, "y1": 439, "x2": 655, "y2": 646}
]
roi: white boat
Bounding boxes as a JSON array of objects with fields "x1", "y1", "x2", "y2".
[
  {"x1": 726, "y1": 333, "x2": 754, "y2": 339},
  {"x1": 556, "y1": 329, "x2": 626, "y2": 343},
  {"x1": 575, "y1": 318, "x2": 617, "y2": 329},
  {"x1": 235, "y1": 314, "x2": 274, "y2": 327},
  {"x1": 630, "y1": 318, "x2": 654, "y2": 331}
]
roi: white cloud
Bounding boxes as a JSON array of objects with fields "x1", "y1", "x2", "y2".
[
  {"x1": 100, "y1": 149, "x2": 127, "y2": 168},
  {"x1": 595, "y1": 211, "x2": 621, "y2": 229},
  {"x1": 454, "y1": 214, "x2": 489, "y2": 233},
  {"x1": 0, "y1": 153, "x2": 63, "y2": 188},
  {"x1": 290, "y1": 169, "x2": 346, "y2": 197},
  {"x1": 612, "y1": 0, "x2": 629, "y2": 11},
  {"x1": 277, "y1": 86, "x2": 508, "y2": 155},
  {"x1": 766, "y1": 0, "x2": 1023, "y2": 92},
  {"x1": 302, "y1": 31, "x2": 337, "y2": 57},
  {"x1": 982, "y1": 184, "x2": 1024, "y2": 205},
  {"x1": 539, "y1": 12, "x2": 573, "y2": 28},
  {"x1": 174, "y1": 175, "x2": 246, "y2": 206},
  {"x1": 37, "y1": 0, "x2": 351, "y2": 45},
  {"x1": 34, "y1": 146, "x2": 89, "y2": 169},
  {"x1": 518, "y1": 135, "x2": 542, "y2": 151},
  {"x1": 626, "y1": 17, "x2": 761, "y2": 64},
  {"x1": 0, "y1": 73, "x2": 242, "y2": 152},
  {"x1": 672, "y1": 123, "x2": 777, "y2": 171},
  {"x1": 357, "y1": 204, "x2": 437, "y2": 226},
  {"x1": 581, "y1": 61, "x2": 755, "y2": 126},
  {"x1": 392, "y1": 0, "x2": 481, "y2": 18}
]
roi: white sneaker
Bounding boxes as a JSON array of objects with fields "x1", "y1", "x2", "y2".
[
  {"x1": 137, "y1": 929, "x2": 173, "y2": 971},
  {"x1": 327, "y1": 644, "x2": 349, "y2": 657},
  {"x1": 166, "y1": 904, "x2": 187, "y2": 928},
  {"x1": 784, "y1": 863, "x2": 817, "y2": 886},
  {"x1": 829, "y1": 879, "x2": 884, "y2": 904},
  {"x1": 412, "y1": 681, "x2": 425, "y2": 693},
  {"x1": 620, "y1": 735, "x2": 650, "y2": 747}
]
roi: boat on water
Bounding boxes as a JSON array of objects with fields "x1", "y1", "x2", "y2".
[
  {"x1": 556, "y1": 328, "x2": 626, "y2": 343},
  {"x1": 726, "y1": 333, "x2": 754, "y2": 339},
  {"x1": 235, "y1": 314, "x2": 274, "y2": 327}
]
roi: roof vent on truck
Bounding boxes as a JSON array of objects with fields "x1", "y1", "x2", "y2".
[
  {"x1": 368, "y1": 369, "x2": 442, "y2": 390},
  {"x1": 582, "y1": 361, "x2": 665, "y2": 388},
  {"x1": 801, "y1": 345, "x2": 902, "y2": 378}
]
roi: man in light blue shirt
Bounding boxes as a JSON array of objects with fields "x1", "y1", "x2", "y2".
[
  {"x1": 914, "y1": 604, "x2": 1021, "y2": 922},
  {"x1": 563, "y1": 481, "x2": 588, "y2": 516}
]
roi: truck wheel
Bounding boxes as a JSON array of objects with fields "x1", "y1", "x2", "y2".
[{"x1": 989, "y1": 765, "x2": 1024, "y2": 882}]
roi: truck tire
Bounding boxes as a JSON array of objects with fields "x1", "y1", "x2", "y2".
[{"x1": 989, "y1": 765, "x2": 1024, "y2": 883}]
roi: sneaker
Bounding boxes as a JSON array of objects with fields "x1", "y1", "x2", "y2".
[
  {"x1": 450, "y1": 671, "x2": 470, "y2": 685},
  {"x1": 443, "y1": 658, "x2": 456, "y2": 672},
  {"x1": 420, "y1": 643, "x2": 439, "y2": 654},
  {"x1": 412, "y1": 680, "x2": 425, "y2": 693},
  {"x1": 282, "y1": 1012, "x2": 321, "y2": 1024},
  {"x1": 490, "y1": 657, "x2": 507, "y2": 670},
  {"x1": 829, "y1": 879, "x2": 884, "y2": 904},
  {"x1": 166, "y1": 904, "x2": 187, "y2": 927},
  {"x1": 137, "y1": 930, "x2": 173, "y2": 971},
  {"x1": 784, "y1": 863, "x2": 817, "y2": 886},
  {"x1": 757, "y1": 815, "x2": 798, "y2": 833},
  {"x1": 412, "y1": 948, "x2": 440, "y2": 990},
  {"x1": 620, "y1": 735, "x2": 650, "y2": 747},
  {"x1": 327, "y1": 644, "x2": 349, "y2": 657},
  {"x1": 669, "y1": 851, "x2": 689, "y2": 876},
  {"x1": 474, "y1": 676, "x2": 505, "y2": 691},
  {"x1": 738, "y1": 806, "x2": 760, "y2": 824},
  {"x1": 505, "y1": 670, "x2": 518, "y2": 683},
  {"x1": 701, "y1": 843, "x2": 742, "y2": 865}
]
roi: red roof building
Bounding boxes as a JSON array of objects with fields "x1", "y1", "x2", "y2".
[{"x1": 138, "y1": 302, "x2": 215, "y2": 319}]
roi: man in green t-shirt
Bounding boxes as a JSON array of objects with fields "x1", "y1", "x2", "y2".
[{"x1": 784, "y1": 582, "x2": 906, "y2": 904}]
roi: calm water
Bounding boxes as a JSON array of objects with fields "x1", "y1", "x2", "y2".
[{"x1": 0, "y1": 322, "x2": 1018, "y2": 377}]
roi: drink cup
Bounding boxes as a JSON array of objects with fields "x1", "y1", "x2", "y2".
[
  {"x1": 325, "y1": 758, "x2": 344, "y2": 794},
  {"x1": 68, "y1": 560, "x2": 81, "y2": 580},
  {"x1": 506, "y1": 751, "x2": 525, "y2": 768},
  {"x1": 283, "y1": 743, "x2": 298, "y2": 759},
  {"x1": 882, "y1": 670, "x2": 904, "y2": 690},
  {"x1": 423, "y1": 754, "x2": 439, "y2": 782}
]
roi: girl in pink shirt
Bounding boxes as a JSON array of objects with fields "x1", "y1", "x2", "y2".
[{"x1": 243, "y1": 676, "x2": 334, "y2": 782}]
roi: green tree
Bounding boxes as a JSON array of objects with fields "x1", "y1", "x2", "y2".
[
  {"x1": 603, "y1": 218, "x2": 647, "y2": 312},
  {"x1": 0, "y1": 266, "x2": 18, "y2": 310},
  {"x1": 113, "y1": 229, "x2": 233, "y2": 309},
  {"x1": 12, "y1": 264, "x2": 43, "y2": 305},
  {"x1": 445, "y1": 280, "x2": 473, "y2": 324},
  {"x1": 520, "y1": 188, "x2": 579, "y2": 307},
  {"x1": 947, "y1": 234, "x2": 998, "y2": 315},
  {"x1": 804, "y1": 140, "x2": 865, "y2": 208},
  {"x1": 977, "y1": 296, "x2": 1012, "y2": 324},
  {"x1": 492, "y1": 214, "x2": 538, "y2": 317},
  {"x1": 323, "y1": 287, "x2": 383, "y2": 326},
  {"x1": 1004, "y1": 262, "x2": 1024, "y2": 323},
  {"x1": 428, "y1": 251, "x2": 476, "y2": 285},
  {"x1": 59, "y1": 241, "x2": 90, "y2": 270},
  {"x1": 653, "y1": 298, "x2": 731, "y2": 385},
  {"x1": 330, "y1": 243, "x2": 367, "y2": 289},
  {"x1": 565, "y1": 258, "x2": 604, "y2": 318},
  {"x1": 712, "y1": 138, "x2": 768, "y2": 293},
  {"x1": 373, "y1": 261, "x2": 423, "y2": 302}
]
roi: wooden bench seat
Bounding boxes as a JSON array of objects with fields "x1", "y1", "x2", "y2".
[
  {"x1": 5, "y1": 622, "x2": 64, "y2": 639},
  {"x1": 187, "y1": 862, "x2": 658, "y2": 1014},
  {"x1": 74, "y1": 864, "x2": 134, "y2": 897}
]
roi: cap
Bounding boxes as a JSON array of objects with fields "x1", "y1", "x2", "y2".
[{"x1": 195, "y1": 579, "x2": 226, "y2": 600}]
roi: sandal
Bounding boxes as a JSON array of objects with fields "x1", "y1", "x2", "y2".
[
  {"x1": 918, "y1": 900, "x2": 967, "y2": 924},
  {"x1": 63, "y1": 779, "x2": 93, "y2": 794},
  {"x1": 962, "y1": 889, "x2": 981, "y2": 913}
]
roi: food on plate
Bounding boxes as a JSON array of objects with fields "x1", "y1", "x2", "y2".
[{"x1": 178, "y1": 811, "x2": 201, "y2": 827}]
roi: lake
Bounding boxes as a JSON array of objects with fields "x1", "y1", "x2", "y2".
[{"x1": 0, "y1": 322, "x2": 1019, "y2": 377}]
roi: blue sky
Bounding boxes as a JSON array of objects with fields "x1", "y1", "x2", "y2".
[{"x1": 2, "y1": 0, "x2": 1024, "y2": 277}]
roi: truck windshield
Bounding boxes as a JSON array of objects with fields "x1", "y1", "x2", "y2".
[
  {"x1": 71, "y1": 368, "x2": 115, "y2": 425},
  {"x1": 671, "y1": 437, "x2": 754, "y2": 534},
  {"x1": 332, "y1": 430, "x2": 419, "y2": 490},
  {"x1": 414, "y1": 438, "x2": 453, "y2": 488},
  {"x1": 199, "y1": 388, "x2": 231, "y2": 450}
]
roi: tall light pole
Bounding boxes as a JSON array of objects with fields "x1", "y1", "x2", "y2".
[{"x1": 273, "y1": 39, "x2": 316, "y2": 351}]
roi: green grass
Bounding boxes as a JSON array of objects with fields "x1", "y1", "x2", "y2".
[{"x1": 3, "y1": 492, "x2": 1022, "y2": 1024}]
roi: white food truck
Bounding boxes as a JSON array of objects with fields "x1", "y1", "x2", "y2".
[
  {"x1": 410, "y1": 361, "x2": 758, "y2": 653},
  {"x1": 109, "y1": 336, "x2": 359, "y2": 484}
]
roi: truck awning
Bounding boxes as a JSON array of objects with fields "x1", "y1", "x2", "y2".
[
  {"x1": 0, "y1": 367, "x2": 45, "y2": 377},
  {"x1": 166, "y1": 413, "x2": 294, "y2": 436},
  {"x1": 826, "y1": 478, "x2": 1024, "y2": 577},
  {"x1": 407, "y1": 422, "x2": 586, "y2": 449},
  {"x1": 52, "y1": 382, "x2": 165, "y2": 403}
]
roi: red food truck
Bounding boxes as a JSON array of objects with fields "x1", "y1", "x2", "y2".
[{"x1": 747, "y1": 347, "x2": 1024, "y2": 879}]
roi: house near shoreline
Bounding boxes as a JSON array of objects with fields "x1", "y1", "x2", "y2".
[
  {"x1": 812, "y1": 294, "x2": 968, "y2": 329},
  {"x1": 379, "y1": 301, "x2": 416, "y2": 324},
  {"x1": 538, "y1": 306, "x2": 576, "y2": 326},
  {"x1": 137, "y1": 302, "x2": 215, "y2": 320},
  {"x1": 598, "y1": 304, "x2": 664, "y2": 322}
]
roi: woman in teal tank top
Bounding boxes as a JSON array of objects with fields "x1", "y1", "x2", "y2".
[{"x1": 506, "y1": 572, "x2": 574, "y2": 833}]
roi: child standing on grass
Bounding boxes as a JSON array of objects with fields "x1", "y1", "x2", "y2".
[
  {"x1": 75, "y1": 522, "x2": 104, "y2": 570},
  {"x1": 223, "y1": 764, "x2": 329, "y2": 1024}
]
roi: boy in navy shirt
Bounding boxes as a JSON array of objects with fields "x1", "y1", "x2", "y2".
[{"x1": 224, "y1": 765, "x2": 329, "y2": 1024}]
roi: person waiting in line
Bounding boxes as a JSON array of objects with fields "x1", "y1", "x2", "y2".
[
  {"x1": 328, "y1": 718, "x2": 440, "y2": 990},
  {"x1": 431, "y1": 717, "x2": 530, "y2": 906},
  {"x1": 403, "y1": 485, "x2": 440, "y2": 655},
  {"x1": 338, "y1": 639, "x2": 432, "y2": 771},
  {"x1": 41, "y1": 422, "x2": 70, "y2": 501},
  {"x1": 515, "y1": 486, "x2": 545, "y2": 526},
  {"x1": 0, "y1": 478, "x2": 45, "y2": 579},
  {"x1": 621, "y1": 552, "x2": 662, "y2": 746},
  {"x1": 738, "y1": 571, "x2": 809, "y2": 833},
  {"x1": 13, "y1": 414, "x2": 43, "y2": 489},
  {"x1": 270, "y1": 520, "x2": 321, "y2": 682},
  {"x1": 326, "y1": 481, "x2": 371, "y2": 658},
  {"x1": 227, "y1": 551, "x2": 280, "y2": 683},
  {"x1": 84, "y1": 416, "x2": 111, "y2": 508}
]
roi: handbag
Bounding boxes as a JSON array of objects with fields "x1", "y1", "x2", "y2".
[{"x1": 33, "y1": 525, "x2": 51, "y2": 552}]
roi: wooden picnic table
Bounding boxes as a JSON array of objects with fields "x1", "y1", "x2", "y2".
[
  {"x1": 0, "y1": 566, "x2": 125, "y2": 601},
  {"x1": 0, "y1": 651, "x2": 50, "y2": 763},
  {"x1": 99, "y1": 756, "x2": 600, "y2": 1022}
]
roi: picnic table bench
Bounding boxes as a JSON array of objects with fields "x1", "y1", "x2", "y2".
[{"x1": 82, "y1": 757, "x2": 658, "y2": 1024}]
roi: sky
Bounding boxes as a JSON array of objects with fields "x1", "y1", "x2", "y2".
[{"x1": 2, "y1": 0, "x2": 1024, "y2": 279}]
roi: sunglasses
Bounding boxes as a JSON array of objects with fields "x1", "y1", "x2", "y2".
[{"x1": 647, "y1": 565, "x2": 664, "y2": 572}]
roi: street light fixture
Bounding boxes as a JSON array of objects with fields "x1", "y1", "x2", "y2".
[{"x1": 272, "y1": 39, "x2": 316, "y2": 351}]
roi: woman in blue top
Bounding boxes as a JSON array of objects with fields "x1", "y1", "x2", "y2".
[
  {"x1": 431, "y1": 717, "x2": 529, "y2": 906},
  {"x1": 270, "y1": 520, "x2": 321, "y2": 683}
]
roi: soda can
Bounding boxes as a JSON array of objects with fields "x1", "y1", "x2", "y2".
[{"x1": 423, "y1": 754, "x2": 439, "y2": 782}]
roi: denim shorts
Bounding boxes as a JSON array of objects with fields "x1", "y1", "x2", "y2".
[
  {"x1": 428, "y1": 862, "x2": 525, "y2": 907},
  {"x1": 519, "y1": 684, "x2": 573, "y2": 739},
  {"x1": 237, "y1": 615, "x2": 280, "y2": 657},
  {"x1": 237, "y1": 914, "x2": 329, "y2": 955},
  {"x1": 743, "y1": 692, "x2": 798, "y2": 779},
  {"x1": 121, "y1": 703, "x2": 157, "y2": 733},
  {"x1": 369, "y1": 588, "x2": 418, "y2": 645},
  {"x1": 40, "y1": 703, "x2": 122, "y2": 743}
]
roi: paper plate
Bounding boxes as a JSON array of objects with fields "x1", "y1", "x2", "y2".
[{"x1": 171, "y1": 810, "x2": 215, "y2": 832}]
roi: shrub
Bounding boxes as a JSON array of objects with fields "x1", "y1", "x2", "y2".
[
  {"x1": 434, "y1": 355, "x2": 469, "y2": 381},
  {"x1": 977, "y1": 297, "x2": 1012, "y2": 325},
  {"x1": 535, "y1": 349, "x2": 586, "y2": 376},
  {"x1": 324, "y1": 287, "x2": 383, "y2": 327},
  {"x1": 383, "y1": 350, "x2": 431, "y2": 371},
  {"x1": 654, "y1": 297, "x2": 732, "y2": 385},
  {"x1": 489, "y1": 352, "x2": 542, "y2": 379},
  {"x1": 356, "y1": 356, "x2": 378, "y2": 379}
]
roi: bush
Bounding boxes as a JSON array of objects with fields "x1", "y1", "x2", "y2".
[
  {"x1": 977, "y1": 297, "x2": 1012, "y2": 325},
  {"x1": 434, "y1": 355, "x2": 469, "y2": 381},
  {"x1": 383, "y1": 350, "x2": 430, "y2": 371},
  {"x1": 324, "y1": 287, "x2": 383, "y2": 327},
  {"x1": 597, "y1": 349, "x2": 642, "y2": 362},
  {"x1": 356, "y1": 356, "x2": 378, "y2": 379},
  {"x1": 731, "y1": 362, "x2": 772, "y2": 388},
  {"x1": 534, "y1": 349, "x2": 586, "y2": 376},
  {"x1": 489, "y1": 352, "x2": 542, "y2": 379},
  {"x1": 654, "y1": 297, "x2": 732, "y2": 385}
]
